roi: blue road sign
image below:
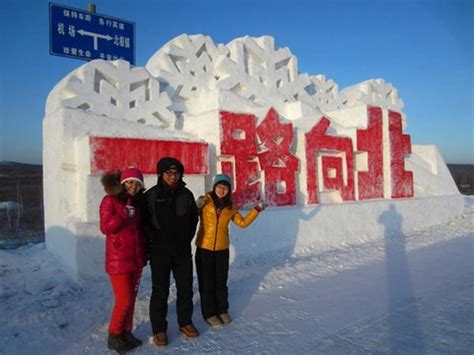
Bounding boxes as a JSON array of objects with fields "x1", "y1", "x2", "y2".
[{"x1": 49, "y1": 3, "x2": 135, "y2": 64}]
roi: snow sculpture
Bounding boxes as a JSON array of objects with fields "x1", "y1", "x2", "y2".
[
  {"x1": 44, "y1": 34, "x2": 461, "y2": 279},
  {"x1": 46, "y1": 60, "x2": 176, "y2": 127},
  {"x1": 341, "y1": 79, "x2": 404, "y2": 112}
]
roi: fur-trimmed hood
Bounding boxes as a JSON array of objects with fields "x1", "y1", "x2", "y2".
[{"x1": 101, "y1": 171, "x2": 123, "y2": 196}]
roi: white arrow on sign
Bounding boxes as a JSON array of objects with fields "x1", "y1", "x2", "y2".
[{"x1": 77, "y1": 29, "x2": 113, "y2": 50}]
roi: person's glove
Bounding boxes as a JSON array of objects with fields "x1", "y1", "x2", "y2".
[
  {"x1": 125, "y1": 198, "x2": 136, "y2": 218},
  {"x1": 254, "y1": 201, "x2": 267, "y2": 212},
  {"x1": 196, "y1": 196, "x2": 207, "y2": 209}
]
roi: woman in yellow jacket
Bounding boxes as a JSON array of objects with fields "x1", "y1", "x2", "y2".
[{"x1": 195, "y1": 173, "x2": 265, "y2": 327}]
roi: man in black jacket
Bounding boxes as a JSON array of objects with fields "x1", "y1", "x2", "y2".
[{"x1": 143, "y1": 157, "x2": 199, "y2": 346}]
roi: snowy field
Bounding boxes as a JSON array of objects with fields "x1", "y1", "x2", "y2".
[{"x1": 1, "y1": 197, "x2": 473, "y2": 355}]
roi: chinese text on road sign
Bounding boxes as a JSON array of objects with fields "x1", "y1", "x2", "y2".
[{"x1": 49, "y1": 3, "x2": 135, "y2": 64}]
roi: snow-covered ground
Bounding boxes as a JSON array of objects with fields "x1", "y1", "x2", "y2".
[{"x1": 1, "y1": 197, "x2": 473, "y2": 354}]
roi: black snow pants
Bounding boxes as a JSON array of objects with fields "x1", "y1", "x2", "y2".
[{"x1": 195, "y1": 247, "x2": 230, "y2": 319}]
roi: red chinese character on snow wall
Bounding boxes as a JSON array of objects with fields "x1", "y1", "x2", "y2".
[
  {"x1": 389, "y1": 110, "x2": 414, "y2": 198},
  {"x1": 357, "y1": 106, "x2": 384, "y2": 200},
  {"x1": 305, "y1": 117, "x2": 355, "y2": 204},
  {"x1": 256, "y1": 108, "x2": 299, "y2": 206},
  {"x1": 220, "y1": 111, "x2": 260, "y2": 208},
  {"x1": 219, "y1": 107, "x2": 412, "y2": 207}
]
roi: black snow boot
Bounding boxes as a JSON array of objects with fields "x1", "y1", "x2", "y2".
[
  {"x1": 123, "y1": 331, "x2": 143, "y2": 347},
  {"x1": 107, "y1": 333, "x2": 135, "y2": 353}
]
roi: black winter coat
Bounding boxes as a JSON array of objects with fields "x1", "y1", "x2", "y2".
[{"x1": 143, "y1": 179, "x2": 198, "y2": 256}]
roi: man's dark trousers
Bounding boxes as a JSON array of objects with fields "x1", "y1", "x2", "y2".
[{"x1": 149, "y1": 252, "x2": 194, "y2": 333}]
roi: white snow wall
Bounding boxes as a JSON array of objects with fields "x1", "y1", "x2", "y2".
[{"x1": 43, "y1": 34, "x2": 461, "y2": 280}]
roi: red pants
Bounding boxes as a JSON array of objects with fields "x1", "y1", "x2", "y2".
[{"x1": 108, "y1": 271, "x2": 141, "y2": 335}]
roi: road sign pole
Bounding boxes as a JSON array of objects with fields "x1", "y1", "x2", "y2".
[{"x1": 87, "y1": 4, "x2": 96, "y2": 13}]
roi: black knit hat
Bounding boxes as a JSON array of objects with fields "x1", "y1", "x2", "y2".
[{"x1": 156, "y1": 157, "x2": 184, "y2": 175}]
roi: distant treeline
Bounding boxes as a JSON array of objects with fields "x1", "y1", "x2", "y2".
[{"x1": 447, "y1": 164, "x2": 474, "y2": 195}]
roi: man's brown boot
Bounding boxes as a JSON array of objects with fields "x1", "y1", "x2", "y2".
[
  {"x1": 153, "y1": 332, "x2": 168, "y2": 346},
  {"x1": 180, "y1": 323, "x2": 199, "y2": 338}
]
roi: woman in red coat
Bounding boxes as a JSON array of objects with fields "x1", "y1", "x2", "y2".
[{"x1": 100, "y1": 167, "x2": 146, "y2": 353}]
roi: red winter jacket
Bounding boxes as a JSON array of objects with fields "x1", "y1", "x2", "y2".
[{"x1": 100, "y1": 194, "x2": 146, "y2": 275}]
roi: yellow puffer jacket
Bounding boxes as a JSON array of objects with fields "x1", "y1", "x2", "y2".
[{"x1": 195, "y1": 193, "x2": 260, "y2": 251}]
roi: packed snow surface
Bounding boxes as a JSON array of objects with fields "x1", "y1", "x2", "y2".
[{"x1": 1, "y1": 197, "x2": 473, "y2": 354}]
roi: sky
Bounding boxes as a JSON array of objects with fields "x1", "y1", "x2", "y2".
[{"x1": 0, "y1": 0, "x2": 472, "y2": 165}]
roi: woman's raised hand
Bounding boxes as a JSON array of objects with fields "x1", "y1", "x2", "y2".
[{"x1": 254, "y1": 201, "x2": 267, "y2": 212}]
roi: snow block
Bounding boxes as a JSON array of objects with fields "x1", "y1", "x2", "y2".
[
  {"x1": 407, "y1": 145, "x2": 459, "y2": 197},
  {"x1": 229, "y1": 194, "x2": 464, "y2": 267},
  {"x1": 43, "y1": 107, "x2": 207, "y2": 279}
]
